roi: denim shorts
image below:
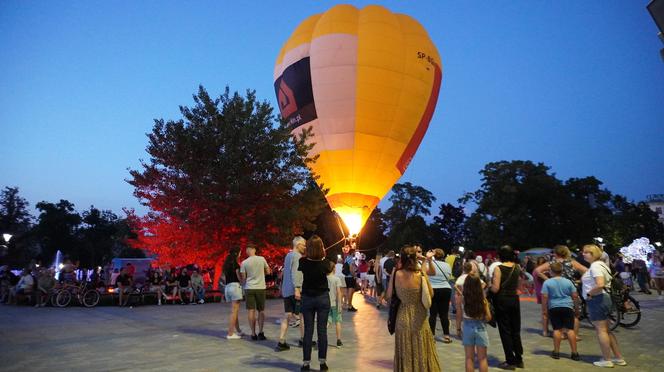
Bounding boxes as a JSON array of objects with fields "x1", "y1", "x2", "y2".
[
  {"x1": 587, "y1": 292, "x2": 612, "y2": 322},
  {"x1": 224, "y1": 282, "x2": 243, "y2": 302},
  {"x1": 462, "y1": 319, "x2": 489, "y2": 347}
]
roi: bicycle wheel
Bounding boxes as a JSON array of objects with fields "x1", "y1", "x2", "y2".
[
  {"x1": 82, "y1": 290, "x2": 100, "y2": 307},
  {"x1": 619, "y1": 295, "x2": 641, "y2": 328},
  {"x1": 56, "y1": 290, "x2": 72, "y2": 307},
  {"x1": 49, "y1": 291, "x2": 59, "y2": 306}
]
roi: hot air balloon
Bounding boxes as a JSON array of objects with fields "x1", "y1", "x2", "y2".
[{"x1": 274, "y1": 4, "x2": 442, "y2": 235}]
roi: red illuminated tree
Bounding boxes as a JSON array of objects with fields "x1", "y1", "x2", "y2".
[{"x1": 127, "y1": 86, "x2": 326, "y2": 287}]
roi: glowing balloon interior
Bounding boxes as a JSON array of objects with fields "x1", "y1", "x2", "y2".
[{"x1": 274, "y1": 4, "x2": 442, "y2": 234}]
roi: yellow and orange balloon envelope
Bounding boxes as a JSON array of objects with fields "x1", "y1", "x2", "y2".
[{"x1": 274, "y1": 4, "x2": 442, "y2": 235}]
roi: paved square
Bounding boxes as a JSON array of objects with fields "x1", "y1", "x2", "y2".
[{"x1": 1, "y1": 292, "x2": 662, "y2": 371}]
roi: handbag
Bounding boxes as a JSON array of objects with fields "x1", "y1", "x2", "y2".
[
  {"x1": 486, "y1": 291, "x2": 497, "y2": 328},
  {"x1": 421, "y1": 274, "x2": 432, "y2": 309},
  {"x1": 387, "y1": 292, "x2": 401, "y2": 335}
]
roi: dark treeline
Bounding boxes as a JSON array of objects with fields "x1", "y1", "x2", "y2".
[
  {"x1": 0, "y1": 186, "x2": 143, "y2": 268},
  {"x1": 3, "y1": 160, "x2": 662, "y2": 269}
]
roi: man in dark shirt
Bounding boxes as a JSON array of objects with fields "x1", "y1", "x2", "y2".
[
  {"x1": 117, "y1": 268, "x2": 133, "y2": 306},
  {"x1": 178, "y1": 269, "x2": 193, "y2": 304}
]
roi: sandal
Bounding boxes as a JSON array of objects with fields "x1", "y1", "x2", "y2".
[{"x1": 442, "y1": 336, "x2": 453, "y2": 344}]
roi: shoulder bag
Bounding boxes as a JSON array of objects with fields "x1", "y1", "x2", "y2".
[
  {"x1": 421, "y1": 273, "x2": 432, "y2": 309},
  {"x1": 387, "y1": 268, "x2": 400, "y2": 335}
]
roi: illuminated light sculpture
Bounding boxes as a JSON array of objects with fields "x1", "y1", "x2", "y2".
[
  {"x1": 274, "y1": 4, "x2": 442, "y2": 235},
  {"x1": 619, "y1": 237, "x2": 656, "y2": 264}
]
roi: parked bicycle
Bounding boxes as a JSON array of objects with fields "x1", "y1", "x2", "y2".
[
  {"x1": 55, "y1": 281, "x2": 101, "y2": 308},
  {"x1": 580, "y1": 286, "x2": 640, "y2": 330}
]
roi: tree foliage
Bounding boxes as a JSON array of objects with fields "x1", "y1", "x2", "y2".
[
  {"x1": 0, "y1": 187, "x2": 33, "y2": 264},
  {"x1": 461, "y1": 161, "x2": 664, "y2": 252},
  {"x1": 126, "y1": 86, "x2": 326, "y2": 284}
]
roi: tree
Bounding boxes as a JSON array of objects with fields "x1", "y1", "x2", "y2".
[
  {"x1": 77, "y1": 206, "x2": 122, "y2": 267},
  {"x1": 127, "y1": 86, "x2": 326, "y2": 288},
  {"x1": 432, "y1": 203, "x2": 467, "y2": 249},
  {"x1": 382, "y1": 182, "x2": 436, "y2": 251},
  {"x1": 461, "y1": 161, "x2": 565, "y2": 249},
  {"x1": 610, "y1": 196, "x2": 664, "y2": 251},
  {"x1": 384, "y1": 182, "x2": 436, "y2": 232},
  {"x1": 33, "y1": 200, "x2": 81, "y2": 264},
  {"x1": 559, "y1": 177, "x2": 614, "y2": 249},
  {"x1": 360, "y1": 207, "x2": 387, "y2": 255},
  {"x1": 0, "y1": 186, "x2": 33, "y2": 265}
]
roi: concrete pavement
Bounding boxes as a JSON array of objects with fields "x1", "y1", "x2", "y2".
[{"x1": 1, "y1": 291, "x2": 662, "y2": 371}]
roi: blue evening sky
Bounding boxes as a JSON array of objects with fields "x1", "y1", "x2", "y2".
[{"x1": 1, "y1": 1, "x2": 663, "y2": 218}]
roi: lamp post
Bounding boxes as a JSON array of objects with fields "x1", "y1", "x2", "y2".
[{"x1": 2, "y1": 234, "x2": 11, "y2": 244}]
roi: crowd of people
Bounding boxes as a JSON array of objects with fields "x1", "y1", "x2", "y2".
[{"x1": 3, "y1": 238, "x2": 662, "y2": 371}]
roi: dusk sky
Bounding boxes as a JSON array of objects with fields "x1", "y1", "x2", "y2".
[{"x1": 2, "y1": 1, "x2": 663, "y2": 218}]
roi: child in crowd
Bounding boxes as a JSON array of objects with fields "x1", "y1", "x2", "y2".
[
  {"x1": 327, "y1": 260, "x2": 344, "y2": 347},
  {"x1": 541, "y1": 262, "x2": 580, "y2": 361},
  {"x1": 457, "y1": 275, "x2": 491, "y2": 372}
]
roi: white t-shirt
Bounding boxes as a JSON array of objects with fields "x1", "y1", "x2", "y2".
[
  {"x1": 240, "y1": 255, "x2": 269, "y2": 290},
  {"x1": 455, "y1": 273, "x2": 485, "y2": 292},
  {"x1": 327, "y1": 274, "x2": 343, "y2": 307},
  {"x1": 487, "y1": 261, "x2": 502, "y2": 283},
  {"x1": 581, "y1": 261, "x2": 612, "y2": 298},
  {"x1": 379, "y1": 256, "x2": 389, "y2": 280}
]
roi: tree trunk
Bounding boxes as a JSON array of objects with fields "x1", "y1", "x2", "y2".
[{"x1": 213, "y1": 256, "x2": 223, "y2": 290}]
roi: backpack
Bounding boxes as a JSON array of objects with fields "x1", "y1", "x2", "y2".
[
  {"x1": 383, "y1": 258, "x2": 395, "y2": 278},
  {"x1": 597, "y1": 262, "x2": 624, "y2": 300},
  {"x1": 342, "y1": 261, "x2": 351, "y2": 276},
  {"x1": 451, "y1": 256, "x2": 463, "y2": 278}
]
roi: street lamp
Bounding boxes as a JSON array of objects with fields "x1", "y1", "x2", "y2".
[
  {"x1": 655, "y1": 242, "x2": 662, "y2": 247},
  {"x1": 458, "y1": 246, "x2": 465, "y2": 253},
  {"x1": 2, "y1": 234, "x2": 12, "y2": 243}
]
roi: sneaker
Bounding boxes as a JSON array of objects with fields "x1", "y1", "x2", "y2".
[
  {"x1": 289, "y1": 319, "x2": 301, "y2": 327},
  {"x1": 258, "y1": 332, "x2": 266, "y2": 340},
  {"x1": 320, "y1": 362, "x2": 329, "y2": 371},
  {"x1": 251, "y1": 334, "x2": 258, "y2": 341},
  {"x1": 300, "y1": 364, "x2": 310, "y2": 371},
  {"x1": 551, "y1": 351, "x2": 560, "y2": 359},
  {"x1": 226, "y1": 333, "x2": 242, "y2": 340},
  {"x1": 275, "y1": 342, "x2": 290, "y2": 351},
  {"x1": 158, "y1": 301, "x2": 162, "y2": 306},
  {"x1": 336, "y1": 339, "x2": 343, "y2": 347},
  {"x1": 515, "y1": 361, "x2": 524, "y2": 368},
  {"x1": 593, "y1": 359, "x2": 614, "y2": 368},
  {"x1": 198, "y1": 299, "x2": 205, "y2": 304},
  {"x1": 571, "y1": 352, "x2": 581, "y2": 361},
  {"x1": 347, "y1": 306, "x2": 358, "y2": 312},
  {"x1": 611, "y1": 359, "x2": 627, "y2": 366}
]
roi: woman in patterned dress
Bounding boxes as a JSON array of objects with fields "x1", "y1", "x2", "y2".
[{"x1": 387, "y1": 245, "x2": 441, "y2": 372}]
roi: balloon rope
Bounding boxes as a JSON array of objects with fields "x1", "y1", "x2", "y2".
[
  {"x1": 325, "y1": 237, "x2": 346, "y2": 251},
  {"x1": 333, "y1": 212, "x2": 347, "y2": 240}
]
